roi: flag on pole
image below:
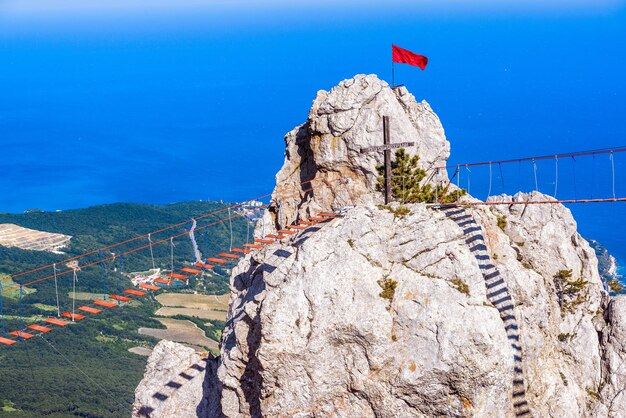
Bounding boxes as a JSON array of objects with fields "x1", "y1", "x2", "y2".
[{"x1": 392, "y1": 44, "x2": 428, "y2": 70}]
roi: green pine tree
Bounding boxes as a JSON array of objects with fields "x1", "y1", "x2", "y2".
[{"x1": 376, "y1": 148, "x2": 466, "y2": 203}]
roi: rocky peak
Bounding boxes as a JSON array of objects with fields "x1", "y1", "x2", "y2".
[
  {"x1": 135, "y1": 75, "x2": 626, "y2": 417},
  {"x1": 267, "y1": 74, "x2": 450, "y2": 231}
]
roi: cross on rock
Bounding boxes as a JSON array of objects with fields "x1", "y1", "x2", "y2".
[{"x1": 361, "y1": 116, "x2": 415, "y2": 204}]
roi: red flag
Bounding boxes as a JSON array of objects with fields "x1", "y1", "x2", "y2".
[{"x1": 392, "y1": 44, "x2": 428, "y2": 70}]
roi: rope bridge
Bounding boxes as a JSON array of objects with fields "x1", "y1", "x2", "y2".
[
  {"x1": 1, "y1": 145, "x2": 624, "y2": 346},
  {"x1": 0, "y1": 178, "x2": 343, "y2": 346},
  {"x1": 429, "y1": 146, "x2": 626, "y2": 206}
]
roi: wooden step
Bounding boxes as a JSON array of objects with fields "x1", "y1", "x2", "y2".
[
  {"x1": 231, "y1": 248, "x2": 252, "y2": 254},
  {"x1": 9, "y1": 330, "x2": 34, "y2": 340},
  {"x1": 61, "y1": 312, "x2": 86, "y2": 321},
  {"x1": 318, "y1": 212, "x2": 337, "y2": 218},
  {"x1": 288, "y1": 225, "x2": 307, "y2": 230},
  {"x1": 139, "y1": 283, "x2": 161, "y2": 291},
  {"x1": 218, "y1": 253, "x2": 239, "y2": 259},
  {"x1": 243, "y1": 243, "x2": 263, "y2": 249},
  {"x1": 124, "y1": 289, "x2": 147, "y2": 297},
  {"x1": 154, "y1": 278, "x2": 174, "y2": 285},
  {"x1": 254, "y1": 239, "x2": 274, "y2": 244},
  {"x1": 27, "y1": 324, "x2": 52, "y2": 333},
  {"x1": 278, "y1": 229, "x2": 297, "y2": 235},
  {"x1": 45, "y1": 317, "x2": 70, "y2": 326},
  {"x1": 206, "y1": 257, "x2": 227, "y2": 264},
  {"x1": 167, "y1": 273, "x2": 189, "y2": 280},
  {"x1": 265, "y1": 234, "x2": 286, "y2": 239},
  {"x1": 194, "y1": 262, "x2": 214, "y2": 269},
  {"x1": 109, "y1": 295, "x2": 132, "y2": 302},
  {"x1": 78, "y1": 306, "x2": 101, "y2": 314},
  {"x1": 181, "y1": 267, "x2": 202, "y2": 274},
  {"x1": 93, "y1": 300, "x2": 118, "y2": 308},
  {"x1": 0, "y1": 337, "x2": 16, "y2": 345}
]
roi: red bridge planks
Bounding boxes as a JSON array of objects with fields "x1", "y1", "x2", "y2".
[
  {"x1": 206, "y1": 257, "x2": 227, "y2": 264},
  {"x1": 27, "y1": 324, "x2": 52, "y2": 333},
  {"x1": 124, "y1": 289, "x2": 147, "y2": 297},
  {"x1": 265, "y1": 234, "x2": 285, "y2": 239},
  {"x1": 9, "y1": 330, "x2": 34, "y2": 340},
  {"x1": 154, "y1": 278, "x2": 174, "y2": 285},
  {"x1": 218, "y1": 253, "x2": 239, "y2": 259},
  {"x1": 139, "y1": 283, "x2": 161, "y2": 291},
  {"x1": 93, "y1": 300, "x2": 117, "y2": 308},
  {"x1": 167, "y1": 273, "x2": 189, "y2": 280},
  {"x1": 298, "y1": 221, "x2": 317, "y2": 225},
  {"x1": 78, "y1": 306, "x2": 101, "y2": 314},
  {"x1": 0, "y1": 336, "x2": 16, "y2": 345},
  {"x1": 255, "y1": 239, "x2": 274, "y2": 244},
  {"x1": 195, "y1": 261, "x2": 214, "y2": 269},
  {"x1": 61, "y1": 312, "x2": 86, "y2": 321},
  {"x1": 308, "y1": 217, "x2": 326, "y2": 222},
  {"x1": 243, "y1": 243, "x2": 263, "y2": 249},
  {"x1": 109, "y1": 295, "x2": 132, "y2": 302},
  {"x1": 45, "y1": 317, "x2": 70, "y2": 326},
  {"x1": 278, "y1": 229, "x2": 296, "y2": 235},
  {"x1": 181, "y1": 267, "x2": 202, "y2": 274},
  {"x1": 288, "y1": 225, "x2": 307, "y2": 230},
  {"x1": 318, "y1": 212, "x2": 337, "y2": 218},
  {"x1": 231, "y1": 248, "x2": 252, "y2": 254}
]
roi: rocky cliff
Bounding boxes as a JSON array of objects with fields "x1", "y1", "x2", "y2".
[{"x1": 134, "y1": 74, "x2": 626, "y2": 417}]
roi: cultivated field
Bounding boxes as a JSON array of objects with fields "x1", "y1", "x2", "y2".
[
  {"x1": 154, "y1": 293, "x2": 229, "y2": 322},
  {"x1": 128, "y1": 347, "x2": 153, "y2": 356},
  {"x1": 138, "y1": 318, "x2": 218, "y2": 350}
]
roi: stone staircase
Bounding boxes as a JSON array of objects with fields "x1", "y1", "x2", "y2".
[{"x1": 444, "y1": 207, "x2": 531, "y2": 417}]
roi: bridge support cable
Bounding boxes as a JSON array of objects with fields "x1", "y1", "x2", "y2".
[
  {"x1": 0, "y1": 281, "x2": 4, "y2": 336},
  {"x1": 19, "y1": 284, "x2": 23, "y2": 341},
  {"x1": 98, "y1": 251, "x2": 107, "y2": 301},
  {"x1": 486, "y1": 162, "x2": 492, "y2": 201},
  {"x1": 169, "y1": 238, "x2": 175, "y2": 274},
  {"x1": 532, "y1": 159, "x2": 539, "y2": 192},
  {"x1": 228, "y1": 207, "x2": 233, "y2": 251},
  {"x1": 465, "y1": 166, "x2": 471, "y2": 195},
  {"x1": 554, "y1": 156, "x2": 559, "y2": 198},
  {"x1": 148, "y1": 234, "x2": 156, "y2": 271},
  {"x1": 611, "y1": 151, "x2": 616, "y2": 200},
  {"x1": 499, "y1": 162, "x2": 505, "y2": 193},
  {"x1": 53, "y1": 264, "x2": 61, "y2": 316},
  {"x1": 71, "y1": 269, "x2": 78, "y2": 322},
  {"x1": 37, "y1": 334, "x2": 133, "y2": 414},
  {"x1": 0, "y1": 178, "x2": 346, "y2": 296},
  {"x1": 117, "y1": 254, "x2": 124, "y2": 306},
  {"x1": 571, "y1": 156, "x2": 578, "y2": 200}
]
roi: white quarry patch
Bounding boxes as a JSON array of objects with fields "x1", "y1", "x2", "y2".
[{"x1": 0, "y1": 223, "x2": 71, "y2": 253}]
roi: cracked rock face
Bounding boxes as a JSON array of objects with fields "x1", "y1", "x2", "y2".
[
  {"x1": 267, "y1": 74, "x2": 450, "y2": 231},
  {"x1": 215, "y1": 198, "x2": 620, "y2": 417},
  {"x1": 132, "y1": 340, "x2": 216, "y2": 418},
  {"x1": 135, "y1": 75, "x2": 626, "y2": 417}
]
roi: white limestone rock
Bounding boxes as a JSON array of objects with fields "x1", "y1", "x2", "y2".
[
  {"x1": 268, "y1": 74, "x2": 450, "y2": 231},
  {"x1": 132, "y1": 340, "x2": 215, "y2": 418}
]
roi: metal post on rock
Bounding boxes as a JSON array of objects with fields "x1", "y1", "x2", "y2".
[
  {"x1": 383, "y1": 116, "x2": 392, "y2": 204},
  {"x1": 360, "y1": 116, "x2": 415, "y2": 205}
]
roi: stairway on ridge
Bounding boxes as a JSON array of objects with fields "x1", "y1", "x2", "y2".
[{"x1": 444, "y1": 207, "x2": 531, "y2": 418}]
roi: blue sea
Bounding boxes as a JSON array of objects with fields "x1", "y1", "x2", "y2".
[{"x1": 0, "y1": 4, "x2": 625, "y2": 270}]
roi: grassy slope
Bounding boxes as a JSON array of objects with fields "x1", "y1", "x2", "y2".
[{"x1": 0, "y1": 201, "x2": 247, "y2": 417}]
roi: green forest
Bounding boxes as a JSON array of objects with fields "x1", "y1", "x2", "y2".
[{"x1": 0, "y1": 201, "x2": 250, "y2": 417}]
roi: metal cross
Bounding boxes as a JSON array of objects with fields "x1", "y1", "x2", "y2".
[{"x1": 361, "y1": 116, "x2": 415, "y2": 204}]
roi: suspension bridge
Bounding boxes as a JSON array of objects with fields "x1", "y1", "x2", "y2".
[{"x1": 0, "y1": 146, "x2": 624, "y2": 348}]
